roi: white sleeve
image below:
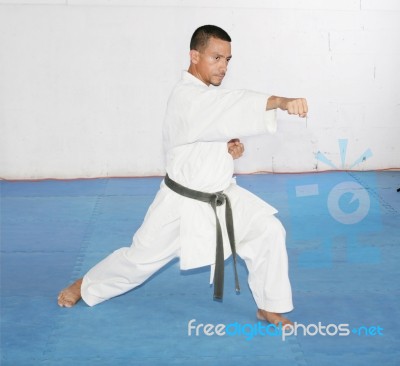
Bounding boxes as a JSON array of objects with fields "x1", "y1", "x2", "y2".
[{"x1": 185, "y1": 87, "x2": 277, "y2": 142}]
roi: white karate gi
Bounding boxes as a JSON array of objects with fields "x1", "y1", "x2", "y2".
[{"x1": 81, "y1": 71, "x2": 293, "y2": 313}]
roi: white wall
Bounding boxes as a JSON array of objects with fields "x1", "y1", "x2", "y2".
[{"x1": 0, "y1": 0, "x2": 399, "y2": 179}]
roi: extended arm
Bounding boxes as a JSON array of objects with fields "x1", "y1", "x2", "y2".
[
  {"x1": 225, "y1": 97, "x2": 307, "y2": 160},
  {"x1": 267, "y1": 96, "x2": 308, "y2": 118}
]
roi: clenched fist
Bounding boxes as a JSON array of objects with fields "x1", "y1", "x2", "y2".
[
  {"x1": 267, "y1": 96, "x2": 308, "y2": 118},
  {"x1": 227, "y1": 138, "x2": 244, "y2": 159}
]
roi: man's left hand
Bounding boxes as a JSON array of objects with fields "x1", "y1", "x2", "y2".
[
  {"x1": 267, "y1": 96, "x2": 308, "y2": 118},
  {"x1": 280, "y1": 98, "x2": 308, "y2": 118}
]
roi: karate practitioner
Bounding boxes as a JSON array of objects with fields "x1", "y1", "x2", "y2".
[{"x1": 58, "y1": 25, "x2": 308, "y2": 326}]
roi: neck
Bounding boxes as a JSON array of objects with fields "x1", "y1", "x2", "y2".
[{"x1": 187, "y1": 65, "x2": 209, "y2": 86}]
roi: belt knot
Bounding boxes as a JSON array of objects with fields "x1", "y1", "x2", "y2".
[
  {"x1": 164, "y1": 174, "x2": 240, "y2": 301},
  {"x1": 214, "y1": 193, "x2": 226, "y2": 207}
]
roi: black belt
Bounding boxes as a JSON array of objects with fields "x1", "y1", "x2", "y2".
[{"x1": 164, "y1": 174, "x2": 240, "y2": 300}]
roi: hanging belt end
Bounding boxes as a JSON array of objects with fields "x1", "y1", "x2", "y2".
[{"x1": 213, "y1": 292, "x2": 223, "y2": 302}]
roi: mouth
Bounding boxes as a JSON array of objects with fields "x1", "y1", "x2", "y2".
[{"x1": 211, "y1": 75, "x2": 225, "y2": 86}]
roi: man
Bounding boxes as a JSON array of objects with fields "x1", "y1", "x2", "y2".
[{"x1": 58, "y1": 25, "x2": 308, "y2": 326}]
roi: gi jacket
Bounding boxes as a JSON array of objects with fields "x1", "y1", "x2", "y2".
[{"x1": 163, "y1": 71, "x2": 278, "y2": 270}]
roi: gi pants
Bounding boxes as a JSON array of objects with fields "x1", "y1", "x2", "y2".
[{"x1": 81, "y1": 182, "x2": 293, "y2": 313}]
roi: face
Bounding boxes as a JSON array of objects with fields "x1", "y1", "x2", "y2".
[{"x1": 189, "y1": 37, "x2": 232, "y2": 86}]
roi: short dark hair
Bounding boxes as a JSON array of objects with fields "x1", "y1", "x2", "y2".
[{"x1": 190, "y1": 25, "x2": 231, "y2": 51}]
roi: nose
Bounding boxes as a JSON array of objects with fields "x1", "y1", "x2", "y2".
[{"x1": 220, "y1": 59, "x2": 228, "y2": 73}]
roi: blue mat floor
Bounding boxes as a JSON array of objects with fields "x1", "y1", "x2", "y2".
[{"x1": 1, "y1": 172, "x2": 399, "y2": 365}]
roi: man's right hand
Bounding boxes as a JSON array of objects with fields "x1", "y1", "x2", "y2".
[{"x1": 228, "y1": 139, "x2": 245, "y2": 159}]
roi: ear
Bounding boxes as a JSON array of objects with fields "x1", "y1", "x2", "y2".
[{"x1": 189, "y1": 49, "x2": 200, "y2": 64}]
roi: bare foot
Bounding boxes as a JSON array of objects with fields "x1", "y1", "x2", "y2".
[
  {"x1": 257, "y1": 309, "x2": 294, "y2": 327},
  {"x1": 57, "y1": 278, "x2": 83, "y2": 307}
]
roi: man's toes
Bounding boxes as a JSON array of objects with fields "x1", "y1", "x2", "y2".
[
  {"x1": 57, "y1": 293, "x2": 70, "y2": 307},
  {"x1": 59, "y1": 300, "x2": 72, "y2": 307}
]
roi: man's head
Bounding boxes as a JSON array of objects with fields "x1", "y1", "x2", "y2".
[{"x1": 188, "y1": 25, "x2": 232, "y2": 86}]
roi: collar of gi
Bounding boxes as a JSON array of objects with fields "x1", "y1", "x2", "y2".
[{"x1": 182, "y1": 70, "x2": 209, "y2": 87}]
